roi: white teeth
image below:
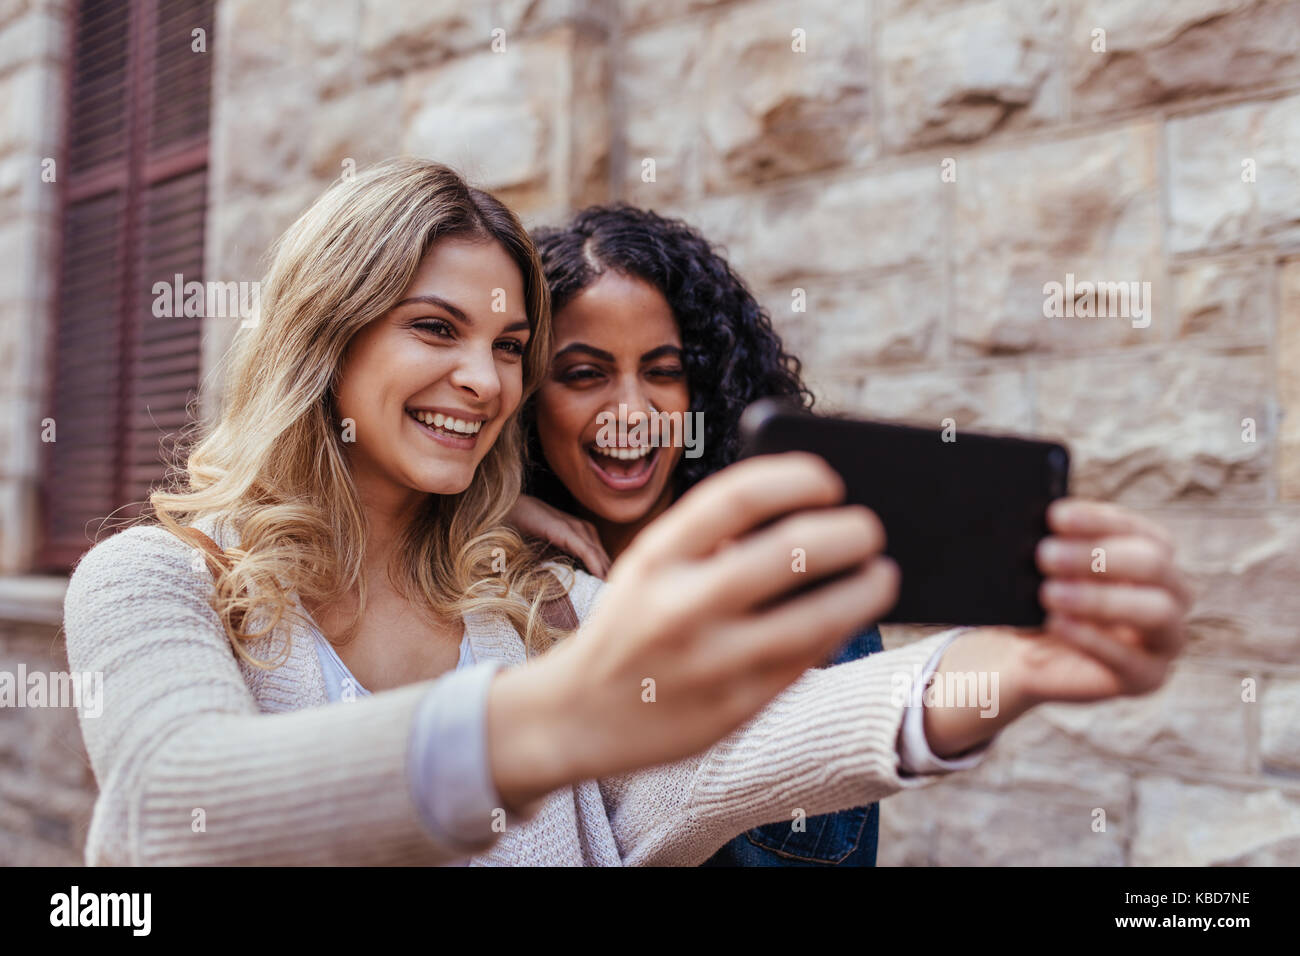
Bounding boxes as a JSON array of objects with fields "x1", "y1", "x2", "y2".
[
  {"x1": 408, "y1": 410, "x2": 482, "y2": 434},
  {"x1": 592, "y1": 444, "x2": 652, "y2": 461}
]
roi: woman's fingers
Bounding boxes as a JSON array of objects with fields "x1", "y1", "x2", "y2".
[
  {"x1": 1036, "y1": 534, "x2": 1189, "y2": 601},
  {"x1": 696, "y1": 556, "x2": 900, "y2": 678},
  {"x1": 1040, "y1": 579, "x2": 1184, "y2": 652},
  {"x1": 507, "y1": 495, "x2": 612, "y2": 576},
  {"x1": 566, "y1": 530, "x2": 610, "y2": 578},
  {"x1": 1043, "y1": 614, "x2": 1170, "y2": 693},
  {"x1": 1040, "y1": 578, "x2": 1179, "y2": 630},
  {"x1": 563, "y1": 520, "x2": 610, "y2": 577},
  {"x1": 631, "y1": 452, "x2": 844, "y2": 566},
  {"x1": 750, "y1": 555, "x2": 899, "y2": 671},
  {"x1": 1037, "y1": 500, "x2": 1192, "y2": 657},
  {"x1": 694, "y1": 504, "x2": 887, "y2": 614},
  {"x1": 1047, "y1": 498, "x2": 1176, "y2": 555},
  {"x1": 1038, "y1": 504, "x2": 1189, "y2": 657}
]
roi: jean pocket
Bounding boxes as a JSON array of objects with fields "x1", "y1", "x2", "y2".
[{"x1": 744, "y1": 803, "x2": 874, "y2": 864}]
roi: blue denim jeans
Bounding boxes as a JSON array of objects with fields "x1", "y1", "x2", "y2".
[{"x1": 699, "y1": 624, "x2": 885, "y2": 867}]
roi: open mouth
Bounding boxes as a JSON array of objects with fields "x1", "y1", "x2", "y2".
[
  {"x1": 586, "y1": 442, "x2": 659, "y2": 491},
  {"x1": 406, "y1": 408, "x2": 483, "y2": 449}
]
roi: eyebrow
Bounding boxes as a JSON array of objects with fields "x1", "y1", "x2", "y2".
[
  {"x1": 554, "y1": 342, "x2": 683, "y2": 363},
  {"x1": 394, "y1": 294, "x2": 530, "y2": 333}
]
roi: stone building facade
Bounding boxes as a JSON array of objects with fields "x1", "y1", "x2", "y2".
[{"x1": 2, "y1": 0, "x2": 1298, "y2": 864}]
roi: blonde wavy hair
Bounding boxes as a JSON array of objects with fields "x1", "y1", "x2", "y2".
[{"x1": 146, "y1": 157, "x2": 574, "y2": 669}]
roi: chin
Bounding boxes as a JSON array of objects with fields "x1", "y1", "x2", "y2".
[
  {"x1": 409, "y1": 464, "x2": 477, "y2": 496},
  {"x1": 588, "y1": 488, "x2": 659, "y2": 526}
]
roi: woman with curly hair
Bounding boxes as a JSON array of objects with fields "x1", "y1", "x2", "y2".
[{"x1": 512, "y1": 204, "x2": 893, "y2": 865}]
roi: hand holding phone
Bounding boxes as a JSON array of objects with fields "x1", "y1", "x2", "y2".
[
  {"x1": 738, "y1": 398, "x2": 1071, "y2": 627},
  {"x1": 735, "y1": 399, "x2": 1191, "y2": 763},
  {"x1": 490, "y1": 451, "x2": 898, "y2": 808}
]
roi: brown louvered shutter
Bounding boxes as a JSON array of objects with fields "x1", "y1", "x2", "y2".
[{"x1": 40, "y1": 0, "x2": 215, "y2": 571}]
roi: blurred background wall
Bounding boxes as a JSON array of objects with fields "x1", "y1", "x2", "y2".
[{"x1": 2, "y1": 0, "x2": 1298, "y2": 865}]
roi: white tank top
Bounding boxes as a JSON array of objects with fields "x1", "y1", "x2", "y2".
[{"x1": 314, "y1": 629, "x2": 476, "y2": 703}]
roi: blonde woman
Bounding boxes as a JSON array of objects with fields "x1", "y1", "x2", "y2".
[{"x1": 62, "y1": 158, "x2": 1190, "y2": 866}]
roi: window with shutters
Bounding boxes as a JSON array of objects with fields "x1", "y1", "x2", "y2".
[{"x1": 38, "y1": 0, "x2": 215, "y2": 571}]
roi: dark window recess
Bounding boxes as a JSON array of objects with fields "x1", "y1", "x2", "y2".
[{"x1": 40, "y1": 0, "x2": 215, "y2": 571}]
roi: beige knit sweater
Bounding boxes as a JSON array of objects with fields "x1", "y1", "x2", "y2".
[{"x1": 62, "y1": 515, "x2": 976, "y2": 866}]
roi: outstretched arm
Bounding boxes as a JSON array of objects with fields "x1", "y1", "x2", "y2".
[{"x1": 593, "y1": 496, "x2": 1190, "y2": 866}]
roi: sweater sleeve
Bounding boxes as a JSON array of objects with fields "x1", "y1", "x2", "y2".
[
  {"x1": 517, "y1": 567, "x2": 1003, "y2": 866},
  {"x1": 63, "y1": 525, "x2": 497, "y2": 866},
  {"x1": 898, "y1": 628, "x2": 993, "y2": 774},
  {"x1": 596, "y1": 633, "x2": 975, "y2": 866}
]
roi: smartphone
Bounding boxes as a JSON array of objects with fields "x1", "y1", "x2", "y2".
[{"x1": 738, "y1": 398, "x2": 1071, "y2": 627}]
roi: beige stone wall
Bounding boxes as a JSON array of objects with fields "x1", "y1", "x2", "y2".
[
  {"x1": 0, "y1": 0, "x2": 88, "y2": 866},
  {"x1": 0, "y1": 0, "x2": 64, "y2": 576},
  {"x1": 3, "y1": 0, "x2": 1298, "y2": 864}
]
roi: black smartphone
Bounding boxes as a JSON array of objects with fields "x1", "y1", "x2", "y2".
[{"x1": 738, "y1": 398, "x2": 1071, "y2": 627}]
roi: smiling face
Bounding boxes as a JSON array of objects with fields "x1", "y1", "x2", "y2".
[
  {"x1": 534, "y1": 270, "x2": 689, "y2": 529},
  {"x1": 333, "y1": 236, "x2": 531, "y2": 518}
]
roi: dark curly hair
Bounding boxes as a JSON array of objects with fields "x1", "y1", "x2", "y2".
[{"x1": 522, "y1": 203, "x2": 815, "y2": 511}]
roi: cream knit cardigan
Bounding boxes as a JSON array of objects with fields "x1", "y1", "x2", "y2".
[{"x1": 62, "y1": 515, "x2": 968, "y2": 866}]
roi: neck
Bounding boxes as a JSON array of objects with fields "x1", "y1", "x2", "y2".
[
  {"x1": 344, "y1": 464, "x2": 429, "y2": 589},
  {"x1": 365, "y1": 501, "x2": 426, "y2": 583},
  {"x1": 304, "y1": 488, "x2": 425, "y2": 630}
]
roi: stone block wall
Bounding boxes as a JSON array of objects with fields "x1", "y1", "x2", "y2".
[
  {"x1": 0, "y1": 0, "x2": 64, "y2": 575},
  {"x1": 0, "y1": 0, "x2": 85, "y2": 866}
]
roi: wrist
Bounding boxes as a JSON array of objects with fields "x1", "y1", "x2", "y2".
[
  {"x1": 982, "y1": 627, "x2": 1040, "y2": 714},
  {"x1": 920, "y1": 628, "x2": 1037, "y2": 758},
  {"x1": 485, "y1": 651, "x2": 582, "y2": 811}
]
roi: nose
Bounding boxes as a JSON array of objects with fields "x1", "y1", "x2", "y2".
[
  {"x1": 606, "y1": 379, "x2": 656, "y2": 437},
  {"x1": 447, "y1": 342, "x2": 502, "y2": 408}
]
